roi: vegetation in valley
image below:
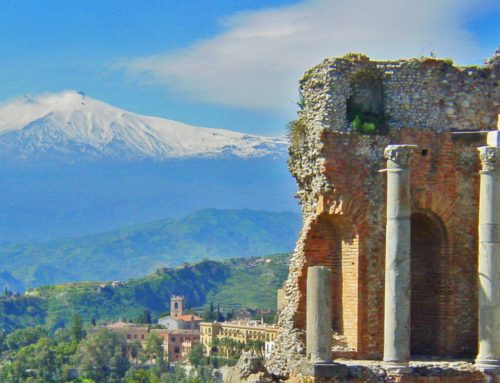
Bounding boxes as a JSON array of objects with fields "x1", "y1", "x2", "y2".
[{"x1": 0, "y1": 254, "x2": 289, "y2": 333}]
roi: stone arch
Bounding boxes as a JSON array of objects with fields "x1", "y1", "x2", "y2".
[
  {"x1": 299, "y1": 213, "x2": 360, "y2": 351},
  {"x1": 410, "y1": 210, "x2": 449, "y2": 356}
]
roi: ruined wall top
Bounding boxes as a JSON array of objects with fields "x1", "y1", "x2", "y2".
[{"x1": 299, "y1": 51, "x2": 499, "y2": 133}]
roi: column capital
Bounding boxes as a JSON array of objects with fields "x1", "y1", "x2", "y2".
[
  {"x1": 478, "y1": 146, "x2": 500, "y2": 172},
  {"x1": 384, "y1": 145, "x2": 417, "y2": 168}
]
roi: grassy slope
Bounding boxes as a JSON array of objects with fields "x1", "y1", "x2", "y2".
[
  {"x1": 0, "y1": 209, "x2": 300, "y2": 288},
  {"x1": 0, "y1": 254, "x2": 290, "y2": 333}
]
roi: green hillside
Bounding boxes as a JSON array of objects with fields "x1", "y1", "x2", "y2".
[
  {"x1": 0, "y1": 254, "x2": 290, "y2": 333},
  {"x1": 0, "y1": 209, "x2": 300, "y2": 289}
]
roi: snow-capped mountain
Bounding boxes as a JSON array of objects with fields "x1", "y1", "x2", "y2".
[{"x1": 0, "y1": 91, "x2": 287, "y2": 160}]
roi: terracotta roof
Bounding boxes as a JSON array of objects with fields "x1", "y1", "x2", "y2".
[{"x1": 173, "y1": 314, "x2": 203, "y2": 321}]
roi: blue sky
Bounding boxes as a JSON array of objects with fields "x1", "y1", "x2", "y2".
[{"x1": 0, "y1": 0, "x2": 498, "y2": 136}]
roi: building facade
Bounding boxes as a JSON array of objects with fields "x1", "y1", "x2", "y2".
[
  {"x1": 200, "y1": 320, "x2": 277, "y2": 358},
  {"x1": 104, "y1": 321, "x2": 199, "y2": 362}
]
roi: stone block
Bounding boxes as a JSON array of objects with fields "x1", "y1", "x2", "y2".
[
  {"x1": 487, "y1": 129, "x2": 500, "y2": 147},
  {"x1": 299, "y1": 361, "x2": 349, "y2": 379}
]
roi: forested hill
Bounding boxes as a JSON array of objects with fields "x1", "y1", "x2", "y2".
[
  {"x1": 0, "y1": 254, "x2": 289, "y2": 333},
  {"x1": 0, "y1": 209, "x2": 300, "y2": 290}
]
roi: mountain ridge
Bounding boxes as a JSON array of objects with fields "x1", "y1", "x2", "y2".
[
  {"x1": 0, "y1": 208, "x2": 301, "y2": 290},
  {"x1": 0, "y1": 90, "x2": 288, "y2": 161}
]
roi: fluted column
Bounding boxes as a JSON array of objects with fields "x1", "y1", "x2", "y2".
[
  {"x1": 476, "y1": 143, "x2": 500, "y2": 372},
  {"x1": 383, "y1": 144, "x2": 415, "y2": 370}
]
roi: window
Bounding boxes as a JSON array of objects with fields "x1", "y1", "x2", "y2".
[{"x1": 171, "y1": 337, "x2": 176, "y2": 342}]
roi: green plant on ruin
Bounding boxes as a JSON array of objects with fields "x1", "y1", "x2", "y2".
[
  {"x1": 352, "y1": 115, "x2": 377, "y2": 135},
  {"x1": 347, "y1": 98, "x2": 386, "y2": 135},
  {"x1": 296, "y1": 88, "x2": 306, "y2": 111},
  {"x1": 343, "y1": 52, "x2": 370, "y2": 62},
  {"x1": 287, "y1": 118, "x2": 308, "y2": 148}
]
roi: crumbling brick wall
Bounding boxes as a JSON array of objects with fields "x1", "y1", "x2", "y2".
[{"x1": 268, "y1": 51, "x2": 499, "y2": 378}]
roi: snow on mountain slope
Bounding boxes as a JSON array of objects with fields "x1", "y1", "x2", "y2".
[{"x1": 0, "y1": 91, "x2": 288, "y2": 160}]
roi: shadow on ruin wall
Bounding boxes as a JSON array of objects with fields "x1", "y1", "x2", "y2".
[
  {"x1": 292, "y1": 129, "x2": 480, "y2": 361},
  {"x1": 268, "y1": 52, "x2": 499, "y2": 378}
]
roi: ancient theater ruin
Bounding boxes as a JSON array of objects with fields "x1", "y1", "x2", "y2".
[{"x1": 267, "y1": 51, "x2": 500, "y2": 382}]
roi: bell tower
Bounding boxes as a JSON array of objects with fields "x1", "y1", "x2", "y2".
[{"x1": 170, "y1": 295, "x2": 184, "y2": 317}]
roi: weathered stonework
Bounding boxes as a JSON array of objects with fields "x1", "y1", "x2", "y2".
[
  {"x1": 478, "y1": 146, "x2": 500, "y2": 172},
  {"x1": 267, "y1": 51, "x2": 500, "y2": 382}
]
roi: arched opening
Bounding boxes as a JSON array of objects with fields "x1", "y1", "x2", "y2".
[
  {"x1": 410, "y1": 212, "x2": 447, "y2": 356},
  {"x1": 300, "y1": 214, "x2": 360, "y2": 351},
  {"x1": 174, "y1": 302, "x2": 179, "y2": 309}
]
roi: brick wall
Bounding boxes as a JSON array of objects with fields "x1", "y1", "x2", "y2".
[{"x1": 315, "y1": 129, "x2": 480, "y2": 359}]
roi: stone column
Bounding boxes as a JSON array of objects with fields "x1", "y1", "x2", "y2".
[
  {"x1": 306, "y1": 266, "x2": 332, "y2": 364},
  {"x1": 383, "y1": 144, "x2": 415, "y2": 370},
  {"x1": 476, "y1": 140, "x2": 500, "y2": 373}
]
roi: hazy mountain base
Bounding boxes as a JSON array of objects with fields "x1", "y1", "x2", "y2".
[
  {"x1": 0, "y1": 254, "x2": 289, "y2": 333},
  {"x1": 0, "y1": 158, "x2": 298, "y2": 242},
  {"x1": 0, "y1": 209, "x2": 300, "y2": 290}
]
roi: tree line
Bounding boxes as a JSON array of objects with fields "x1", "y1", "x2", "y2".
[{"x1": 0, "y1": 314, "x2": 214, "y2": 383}]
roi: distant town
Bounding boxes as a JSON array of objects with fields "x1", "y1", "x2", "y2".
[{"x1": 98, "y1": 295, "x2": 279, "y2": 365}]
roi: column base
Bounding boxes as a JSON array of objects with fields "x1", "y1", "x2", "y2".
[
  {"x1": 299, "y1": 361, "x2": 349, "y2": 378},
  {"x1": 475, "y1": 358, "x2": 500, "y2": 374},
  {"x1": 384, "y1": 361, "x2": 411, "y2": 374}
]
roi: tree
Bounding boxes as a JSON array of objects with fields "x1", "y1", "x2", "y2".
[
  {"x1": 187, "y1": 365, "x2": 213, "y2": 383},
  {"x1": 0, "y1": 337, "x2": 57, "y2": 383},
  {"x1": 69, "y1": 313, "x2": 86, "y2": 343},
  {"x1": 129, "y1": 340, "x2": 142, "y2": 367},
  {"x1": 145, "y1": 332, "x2": 164, "y2": 362},
  {"x1": 136, "y1": 309, "x2": 152, "y2": 324},
  {"x1": 76, "y1": 328, "x2": 130, "y2": 383},
  {"x1": 31, "y1": 337, "x2": 57, "y2": 382},
  {"x1": 217, "y1": 304, "x2": 222, "y2": 322},
  {"x1": 202, "y1": 302, "x2": 216, "y2": 322},
  {"x1": 187, "y1": 343, "x2": 204, "y2": 366},
  {"x1": 0, "y1": 330, "x2": 5, "y2": 353},
  {"x1": 5, "y1": 326, "x2": 47, "y2": 351},
  {"x1": 54, "y1": 327, "x2": 71, "y2": 344},
  {"x1": 160, "y1": 366, "x2": 187, "y2": 383},
  {"x1": 125, "y1": 368, "x2": 150, "y2": 383}
]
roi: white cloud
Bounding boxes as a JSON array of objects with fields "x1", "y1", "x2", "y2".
[{"x1": 121, "y1": 0, "x2": 491, "y2": 112}]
